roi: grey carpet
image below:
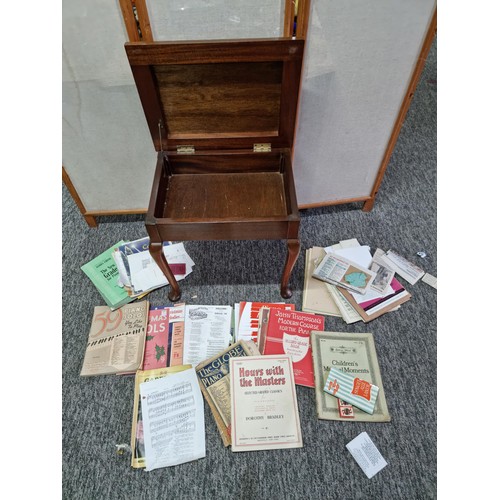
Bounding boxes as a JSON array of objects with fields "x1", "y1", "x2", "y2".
[{"x1": 62, "y1": 40, "x2": 437, "y2": 499}]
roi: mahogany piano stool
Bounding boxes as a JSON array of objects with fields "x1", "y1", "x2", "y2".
[{"x1": 125, "y1": 37, "x2": 305, "y2": 302}]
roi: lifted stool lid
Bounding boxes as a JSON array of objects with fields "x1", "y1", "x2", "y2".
[{"x1": 125, "y1": 38, "x2": 304, "y2": 153}]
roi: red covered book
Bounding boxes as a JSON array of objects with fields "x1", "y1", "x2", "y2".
[{"x1": 259, "y1": 308, "x2": 325, "y2": 387}]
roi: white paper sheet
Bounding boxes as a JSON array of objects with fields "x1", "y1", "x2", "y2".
[
  {"x1": 346, "y1": 432, "x2": 388, "y2": 479},
  {"x1": 112, "y1": 249, "x2": 132, "y2": 288},
  {"x1": 163, "y1": 243, "x2": 195, "y2": 280},
  {"x1": 233, "y1": 303, "x2": 240, "y2": 343},
  {"x1": 127, "y1": 251, "x2": 168, "y2": 292},
  {"x1": 332, "y1": 245, "x2": 373, "y2": 268},
  {"x1": 140, "y1": 367, "x2": 205, "y2": 471},
  {"x1": 422, "y1": 273, "x2": 437, "y2": 289},
  {"x1": 183, "y1": 306, "x2": 233, "y2": 367},
  {"x1": 126, "y1": 243, "x2": 195, "y2": 293},
  {"x1": 324, "y1": 238, "x2": 360, "y2": 253}
]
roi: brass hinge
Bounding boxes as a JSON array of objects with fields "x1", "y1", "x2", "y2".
[
  {"x1": 176, "y1": 145, "x2": 195, "y2": 154},
  {"x1": 253, "y1": 143, "x2": 271, "y2": 153}
]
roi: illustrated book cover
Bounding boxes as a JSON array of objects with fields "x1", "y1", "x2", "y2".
[
  {"x1": 236, "y1": 301, "x2": 295, "y2": 343},
  {"x1": 195, "y1": 340, "x2": 261, "y2": 447},
  {"x1": 310, "y1": 331, "x2": 390, "y2": 422},
  {"x1": 229, "y1": 355, "x2": 303, "y2": 452},
  {"x1": 257, "y1": 308, "x2": 325, "y2": 387},
  {"x1": 312, "y1": 253, "x2": 376, "y2": 295},
  {"x1": 130, "y1": 364, "x2": 191, "y2": 468},
  {"x1": 80, "y1": 300, "x2": 149, "y2": 377},
  {"x1": 80, "y1": 240, "x2": 133, "y2": 310},
  {"x1": 324, "y1": 366, "x2": 379, "y2": 414},
  {"x1": 142, "y1": 306, "x2": 170, "y2": 371},
  {"x1": 142, "y1": 304, "x2": 185, "y2": 371}
]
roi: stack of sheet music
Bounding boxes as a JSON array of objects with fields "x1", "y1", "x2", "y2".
[
  {"x1": 302, "y1": 239, "x2": 422, "y2": 323},
  {"x1": 112, "y1": 236, "x2": 195, "y2": 300}
]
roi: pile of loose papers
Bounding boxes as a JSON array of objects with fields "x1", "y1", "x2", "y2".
[
  {"x1": 112, "y1": 237, "x2": 195, "y2": 299},
  {"x1": 303, "y1": 239, "x2": 421, "y2": 323}
]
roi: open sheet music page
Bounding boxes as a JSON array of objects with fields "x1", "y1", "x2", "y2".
[
  {"x1": 140, "y1": 367, "x2": 206, "y2": 471},
  {"x1": 183, "y1": 306, "x2": 233, "y2": 367}
]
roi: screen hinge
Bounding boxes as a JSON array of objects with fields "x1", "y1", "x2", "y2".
[
  {"x1": 253, "y1": 143, "x2": 272, "y2": 153},
  {"x1": 176, "y1": 145, "x2": 195, "y2": 154}
]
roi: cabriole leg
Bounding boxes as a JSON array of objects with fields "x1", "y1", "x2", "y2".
[
  {"x1": 149, "y1": 241, "x2": 182, "y2": 302},
  {"x1": 280, "y1": 239, "x2": 300, "y2": 299}
]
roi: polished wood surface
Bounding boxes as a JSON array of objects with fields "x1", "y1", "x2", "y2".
[
  {"x1": 164, "y1": 173, "x2": 287, "y2": 219},
  {"x1": 133, "y1": 0, "x2": 153, "y2": 42},
  {"x1": 148, "y1": 238, "x2": 181, "y2": 302},
  {"x1": 126, "y1": 38, "x2": 304, "y2": 152},
  {"x1": 167, "y1": 152, "x2": 282, "y2": 174},
  {"x1": 296, "y1": 0, "x2": 311, "y2": 40},
  {"x1": 283, "y1": 0, "x2": 295, "y2": 37},
  {"x1": 125, "y1": 38, "x2": 304, "y2": 65},
  {"x1": 154, "y1": 62, "x2": 283, "y2": 137},
  {"x1": 118, "y1": 0, "x2": 141, "y2": 42},
  {"x1": 147, "y1": 151, "x2": 299, "y2": 240},
  {"x1": 281, "y1": 239, "x2": 300, "y2": 298},
  {"x1": 144, "y1": 149, "x2": 301, "y2": 296}
]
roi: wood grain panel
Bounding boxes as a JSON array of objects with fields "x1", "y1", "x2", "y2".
[
  {"x1": 283, "y1": 0, "x2": 295, "y2": 37},
  {"x1": 127, "y1": 39, "x2": 304, "y2": 151},
  {"x1": 125, "y1": 38, "x2": 304, "y2": 66},
  {"x1": 163, "y1": 172, "x2": 287, "y2": 219},
  {"x1": 169, "y1": 152, "x2": 282, "y2": 174},
  {"x1": 153, "y1": 62, "x2": 283, "y2": 136},
  {"x1": 155, "y1": 220, "x2": 292, "y2": 242},
  {"x1": 296, "y1": 0, "x2": 311, "y2": 39}
]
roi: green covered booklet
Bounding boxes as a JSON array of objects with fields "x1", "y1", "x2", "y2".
[{"x1": 81, "y1": 240, "x2": 132, "y2": 310}]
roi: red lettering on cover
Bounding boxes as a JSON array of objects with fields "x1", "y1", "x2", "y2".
[
  {"x1": 93, "y1": 309, "x2": 123, "y2": 335},
  {"x1": 328, "y1": 379, "x2": 340, "y2": 395},
  {"x1": 351, "y1": 378, "x2": 372, "y2": 400}
]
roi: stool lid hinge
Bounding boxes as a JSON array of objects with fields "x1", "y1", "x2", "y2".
[
  {"x1": 177, "y1": 145, "x2": 195, "y2": 154},
  {"x1": 254, "y1": 143, "x2": 271, "y2": 153}
]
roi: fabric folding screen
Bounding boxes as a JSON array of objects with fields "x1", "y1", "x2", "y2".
[{"x1": 62, "y1": 0, "x2": 435, "y2": 212}]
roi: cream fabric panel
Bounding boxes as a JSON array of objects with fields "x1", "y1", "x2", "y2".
[
  {"x1": 146, "y1": 0, "x2": 285, "y2": 40},
  {"x1": 62, "y1": 1, "x2": 157, "y2": 211},
  {"x1": 293, "y1": 0, "x2": 436, "y2": 205}
]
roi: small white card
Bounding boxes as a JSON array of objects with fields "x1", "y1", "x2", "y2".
[
  {"x1": 422, "y1": 273, "x2": 437, "y2": 289},
  {"x1": 346, "y1": 432, "x2": 388, "y2": 479}
]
